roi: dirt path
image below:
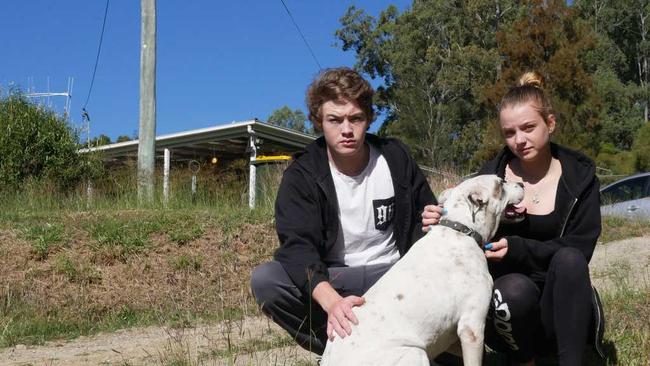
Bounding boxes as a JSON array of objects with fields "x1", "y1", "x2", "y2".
[
  {"x1": 590, "y1": 236, "x2": 650, "y2": 292},
  {"x1": 1, "y1": 237, "x2": 648, "y2": 366},
  {"x1": 0, "y1": 316, "x2": 317, "y2": 366}
]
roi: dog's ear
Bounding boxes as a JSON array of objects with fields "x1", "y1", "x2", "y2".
[
  {"x1": 438, "y1": 188, "x2": 452, "y2": 204},
  {"x1": 468, "y1": 189, "x2": 489, "y2": 207}
]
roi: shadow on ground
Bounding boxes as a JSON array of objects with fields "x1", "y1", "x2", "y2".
[{"x1": 433, "y1": 342, "x2": 617, "y2": 366}]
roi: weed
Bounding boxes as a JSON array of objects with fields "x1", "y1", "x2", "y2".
[
  {"x1": 170, "y1": 254, "x2": 203, "y2": 272},
  {"x1": 91, "y1": 219, "x2": 141, "y2": 246},
  {"x1": 166, "y1": 220, "x2": 204, "y2": 246},
  {"x1": 53, "y1": 252, "x2": 77, "y2": 280},
  {"x1": 53, "y1": 252, "x2": 102, "y2": 284},
  {"x1": 88, "y1": 217, "x2": 157, "y2": 256},
  {"x1": 21, "y1": 222, "x2": 65, "y2": 260}
]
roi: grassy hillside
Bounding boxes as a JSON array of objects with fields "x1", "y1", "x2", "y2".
[
  {"x1": 0, "y1": 166, "x2": 648, "y2": 364},
  {"x1": 0, "y1": 207, "x2": 275, "y2": 348}
]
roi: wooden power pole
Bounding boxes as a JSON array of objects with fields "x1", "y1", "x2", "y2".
[{"x1": 137, "y1": 0, "x2": 157, "y2": 204}]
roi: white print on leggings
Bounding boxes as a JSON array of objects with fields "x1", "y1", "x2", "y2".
[{"x1": 492, "y1": 289, "x2": 519, "y2": 351}]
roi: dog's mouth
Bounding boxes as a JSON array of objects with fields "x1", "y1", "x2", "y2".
[{"x1": 504, "y1": 203, "x2": 526, "y2": 221}]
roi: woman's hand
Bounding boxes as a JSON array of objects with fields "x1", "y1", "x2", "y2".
[
  {"x1": 484, "y1": 238, "x2": 508, "y2": 261},
  {"x1": 421, "y1": 204, "x2": 446, "y2": 232}
]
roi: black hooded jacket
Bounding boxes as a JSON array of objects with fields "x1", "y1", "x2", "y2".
[
  {"x1": 273, "y1": 134, "x2": 436, "y2": 296},
  {"x1": 478, "y1": 143, "x2": 602, "y2": 282}
]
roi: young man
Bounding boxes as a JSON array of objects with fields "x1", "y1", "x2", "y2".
[{"x1": 250, "y1": 67, "x2": 441, "y2": 355}]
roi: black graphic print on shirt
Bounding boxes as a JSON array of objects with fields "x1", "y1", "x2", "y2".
[{"x1": 373, "y1": 197, "x2": 395, "y2": 231}]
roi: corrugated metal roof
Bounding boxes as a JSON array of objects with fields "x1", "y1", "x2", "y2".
[{"x1": 80, "y1": 120, "x2": 316, "y2": 163}]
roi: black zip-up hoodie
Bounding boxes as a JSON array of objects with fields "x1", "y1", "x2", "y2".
[
  {"x1": 273, "y1": 134, "x2": 436, "y2": 296},
  {"x1": 478, "y1": 143, "x2": 602, "y2": 282}
]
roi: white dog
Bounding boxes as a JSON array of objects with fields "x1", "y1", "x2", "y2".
[{"x1": 320, "y1": 175, "x2": 525, "y2": 366}]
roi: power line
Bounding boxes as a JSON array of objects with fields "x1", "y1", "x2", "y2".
[
  {"x1": 279, "y1": 0, "x2": 322, "y2": 70},
  {"x1": 83, "y1": 0, "x2": 110, "y2": 110}
]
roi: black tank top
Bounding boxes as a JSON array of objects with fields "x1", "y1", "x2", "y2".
[
  {"x1": 495, "y1": 179, "x2": 562, "y2": 241},
  {"x1": 496, "y1": 211, "x2": 560, "y2": 242}
]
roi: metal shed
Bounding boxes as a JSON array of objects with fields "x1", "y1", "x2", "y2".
[{"x1": 80, "y1": 120, "x2": 316, "y2": 207}]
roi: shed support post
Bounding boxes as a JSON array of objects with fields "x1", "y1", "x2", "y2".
[{"x1": 247, "y1": 126, "x2": 257, "y2": 209}]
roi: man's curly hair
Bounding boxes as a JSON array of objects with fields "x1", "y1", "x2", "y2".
[{"x1": 306, "y1": 67, "x2": 375, "y2": 132}]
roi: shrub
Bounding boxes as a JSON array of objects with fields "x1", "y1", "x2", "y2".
[
  {"x1": 0, "y1": 92, "x2": 102, "y2": 192},
  {"x1": 632, "y1": 122, "x2": 650, "y2": 171},
  {"x1": 596, "y1": 143, "x2": 637, "y2": 175}
]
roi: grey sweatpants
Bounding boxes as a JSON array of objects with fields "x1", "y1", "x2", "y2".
[{"x1": 250, "y1": 260, "x2": 392, "y2": 355}]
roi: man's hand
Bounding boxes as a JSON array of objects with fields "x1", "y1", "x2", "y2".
[
  {"x1": 421, "y1": 204, "x2": 446, "y2": 232},
  {"x1": 325, "y1": 295, "x2": 365, "y2": 340},
  {"x1": 312, "y1": 281, "x2": 366, "y2": 340},
  {"x1": 484, "y1": 237, "x2": 508, "y2": 261}
]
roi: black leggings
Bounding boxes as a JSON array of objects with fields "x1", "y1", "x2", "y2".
[{"x1": 485, "y1": 247, "x2": 593, "y2": 365}]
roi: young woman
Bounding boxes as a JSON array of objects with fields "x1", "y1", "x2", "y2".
[{"x1": 423, "y1": 72, "x2": 604, "y2": 366}]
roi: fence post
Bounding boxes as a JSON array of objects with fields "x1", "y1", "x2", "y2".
[
  {"x1": 189, "y1": 160, "x2": 200, "y2": 204},
  {"x1": 86, "y1": 179, "x2": 93, "y2": 209},
  {"x1": 163, "y1": 148, "x2": 170, "y2": 206}
]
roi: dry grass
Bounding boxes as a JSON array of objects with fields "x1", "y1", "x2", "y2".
[
  {"x1": 424, "y1": 167, "x2": 465, "y2": 197},
  {"x1": 600, "y1": 216, "x2": 650, "y2": 243},
  {"x1": 0, "y1": 209, "x2": 276, "y2": 348}
]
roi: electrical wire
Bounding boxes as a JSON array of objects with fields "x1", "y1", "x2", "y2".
[
  {"x1": 279, "y1": 0, "x2": 322, "y2": 70},
  {"x1": 83, "y1": 0, "x2": 110, "y2": 110}
]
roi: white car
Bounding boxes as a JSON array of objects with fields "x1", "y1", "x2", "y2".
[{"x1": 600, "y1": 173, "x2": 650, "y2": 219}]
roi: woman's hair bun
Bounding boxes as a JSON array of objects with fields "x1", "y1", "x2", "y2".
[{"x1": 518, "y1": 71, "x2": 544, "y2": 89}]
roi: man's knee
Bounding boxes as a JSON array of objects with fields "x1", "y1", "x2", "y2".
[{"x1": 251, "y1": 261, "x2": 289, "y2": 308}]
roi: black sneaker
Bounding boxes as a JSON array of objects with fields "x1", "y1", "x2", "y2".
[{"x1": 589, "y1": 285, "x2": 606, "y2": 359}]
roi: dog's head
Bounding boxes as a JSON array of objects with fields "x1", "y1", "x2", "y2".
[{"x1": 438, "y1": 175, "x2": 524, "y2": 242}]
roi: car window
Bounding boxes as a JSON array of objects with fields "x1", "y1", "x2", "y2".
[{"x1": 601, "y1": 176, "x2": 649, "y2": 204}]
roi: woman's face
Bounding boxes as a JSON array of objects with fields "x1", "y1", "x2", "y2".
[{"x1": 499, "y1": 103, "x2": 555, "y2": 163}]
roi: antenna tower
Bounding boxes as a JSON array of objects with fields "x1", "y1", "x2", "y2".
[{"x1": 25, "y1": 77, "x2": 74, "y2": 121}]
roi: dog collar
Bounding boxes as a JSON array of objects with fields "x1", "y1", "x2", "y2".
[{"x1": 438, "y1": 219, "x2": 484, "y2": 247}]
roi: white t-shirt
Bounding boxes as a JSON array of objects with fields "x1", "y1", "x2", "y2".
[{"x1": 324, "y1": 144, "x2": 399, "y2": 267}]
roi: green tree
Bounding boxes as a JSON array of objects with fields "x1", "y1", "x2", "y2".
[
  {"x1": 477, "y1": 0, "x2": 602, "y2": 160},
  {"x1": 116, "y1": 135, "x2": 131, "y2": 143},
  {"x1": 336, "y1": 0, "x2": 646, "y2": 169},
  {"x1": 576, "y1": 0, "x2": 650, "y2": 123},
  {"x1": 575, "y1": 0, "x2": 646, "y2": 154},
  {"x1": 266, "y1": 106, "x2": 311, "y2": 134},
  {"x1": 591, "y1": 69, "x2": 643, "y2": 150},
  {"x1": 90, "y1": 134, "x2": 111, "y2": 147},
  {"x1": 595, "y1": 142, "x2": 636, "y2": 175},
  {"x1": 337, "y1": 1, "x2": 518, "y2": 169},
  {"x1": 0, "y1": 93, "x2": 101, "y2": 191}
]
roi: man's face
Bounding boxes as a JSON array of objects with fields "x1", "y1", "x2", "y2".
[{"x1": 319, "y1": 98, "x2": 369, "y2": 160}]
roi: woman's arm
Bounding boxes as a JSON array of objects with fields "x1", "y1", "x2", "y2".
[{"x1": 496, "y1": 176, "x2": 601, "y2": 271}]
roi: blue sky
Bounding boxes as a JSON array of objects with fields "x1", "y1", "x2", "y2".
[{"x1": 1, "y1": 1, "x2": 411, "y2": 141}]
